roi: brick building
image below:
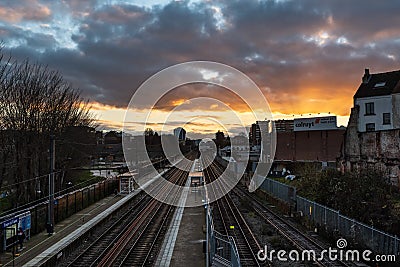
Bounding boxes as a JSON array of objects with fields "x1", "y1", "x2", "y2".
[{"x1": 273, "y1": 128, "x2": 345, "y2": 172}]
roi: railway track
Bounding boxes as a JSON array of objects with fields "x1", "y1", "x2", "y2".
[
  {"x1": 66, "y1": 156, "x2": 193, "y2": 267},
  {"x1": 203, "y1": 159, "x2": 264, "y2": 267},
  {"x1": 234, "y1": 185, "x2": 350, "y2": 267},
  {"x1": 210, "y1": 158, "x2": 351, "y2": 267}
]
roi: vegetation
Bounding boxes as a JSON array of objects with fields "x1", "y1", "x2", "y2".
[
  {"x1": 0, "y1": 49, "x2": 94, "y2": 209},
  {"x1": 293, "y1": 166, "x2": 400, "y2": 233}
]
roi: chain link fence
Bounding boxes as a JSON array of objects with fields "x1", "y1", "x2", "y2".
[
  {"x1": 261, "y1": 177, "x2": 400, "y2": 256},
  {"x1": 259, "y1": 176, "x2": 296, "y2": 203}
]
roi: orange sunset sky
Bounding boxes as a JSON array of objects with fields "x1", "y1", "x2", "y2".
[{"x1": 1, "y1": 0, "x2": 399, "y2": 138}]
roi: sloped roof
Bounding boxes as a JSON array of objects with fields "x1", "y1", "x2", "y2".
[{"x1": 354, "y1": 70, "x2": 400, "y2": 98}]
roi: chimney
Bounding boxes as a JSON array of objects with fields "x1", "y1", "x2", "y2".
[{"x1": 362, "y1": 68, "x2": 371, "y2": 84}]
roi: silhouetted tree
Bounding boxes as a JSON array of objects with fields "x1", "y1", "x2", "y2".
[{"x1": 0, "y1": 50, "x2": 93, "y2": 207}]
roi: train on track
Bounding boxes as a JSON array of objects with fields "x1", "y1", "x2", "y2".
[{"x1": 189, "y1": 159, "x2": 204, "y2": 187}]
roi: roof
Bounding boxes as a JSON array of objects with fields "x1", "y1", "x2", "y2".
[
  {"x1": 354, "y1": 70, "x2": 400, "y2": 99},
  {"x1": 189, "y1": 171, "x2": 203, "y2": 177}
]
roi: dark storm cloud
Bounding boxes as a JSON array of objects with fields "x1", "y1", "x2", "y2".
[{"x1": 1, "y1": 0, "x2": 400, "y2": 115}]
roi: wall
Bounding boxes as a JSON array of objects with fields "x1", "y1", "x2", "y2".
[
  {"x1": 342, "y1": 106, "x2": 400, "y2": 186},
  {"x1": 274, "y1": 129, "x2": 345, "y2": 162},
  {"x1": 355, "y1": 95, "x2": 393, "y2": 132}
]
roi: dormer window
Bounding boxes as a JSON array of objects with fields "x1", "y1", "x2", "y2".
[{"x1": 374, "y1": 81, "x2": 386, "y2": 88}]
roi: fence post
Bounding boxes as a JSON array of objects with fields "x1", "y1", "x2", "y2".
[
  {"x1": 337, "y1": 210, "x2": 340, "y2": 232},
  {"x1": 372, "y1": 226, "x2": 374, "y2": 250},
  {"x1": 313, "y1": 201, "x2": 316, "y2": 222},
  {"x1": 75, "y1": 191, "x2": 77, "y2": 213},
  {"x1": 66, "y1": 194, "x2": 69, "y2": 218},
  {"x1": 35, "y1": 205, "x2": 38, "y2": 234}
]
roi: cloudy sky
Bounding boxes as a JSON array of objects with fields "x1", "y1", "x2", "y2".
[{"x1": 1, "y1": 0, "x2": 399, "y2": 137}]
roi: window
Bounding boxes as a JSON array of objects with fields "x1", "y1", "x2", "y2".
[
  {"x1": 374, "y1": 81, "x2": 386, "y2": 88},
  {"x1": 383, "y1": 113, "x2": 391, "y2": 125},
  {"x1": 366, "y1": 123, "x2": 375, "y2": 132},
  {"x1": 365, "y1": 102, "x2": 375, "y2": 115}
]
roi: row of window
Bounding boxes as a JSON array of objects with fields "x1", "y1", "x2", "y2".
[
  {"x1": 364, "y1": 102, "x2": 391, "y2": 130},
  {"x1": 365, "y1": 115, "x2": 391, "y2": 132}
]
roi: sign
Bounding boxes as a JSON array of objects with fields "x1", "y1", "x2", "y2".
[
  {"x1": 294, "y1": 116, "x2": 337, "y2": 131},
  {"x1": 2, "y1": 218, "x2": 19, "y2": 228},
  {"x1": 20, "y1": 214, "x2": 31, "y2": 230}
]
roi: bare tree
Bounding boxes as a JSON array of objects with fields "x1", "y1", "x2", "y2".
[{"x1": 0, "y1": 50, "x2": 94, "y2": 207}]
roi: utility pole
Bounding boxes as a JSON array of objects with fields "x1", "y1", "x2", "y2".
[{"x1": 47, "y1": 134, "x2": 55, "y2": 235}]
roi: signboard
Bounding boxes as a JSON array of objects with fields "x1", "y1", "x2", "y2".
[
  {"x1": 1, "y1": 218, "x2": 19, "y2": 228},
  {"x1": 294, "y1": 116, "x2": 337, "y2": 132}
]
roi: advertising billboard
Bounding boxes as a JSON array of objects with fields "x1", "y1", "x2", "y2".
[{"x1": 294, "y1": 116, "x2": 337, "y2": 131}]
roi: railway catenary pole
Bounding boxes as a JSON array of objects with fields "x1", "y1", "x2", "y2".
[{"x1": 47, "y1": 134, "x2": 55, "y2": 235}]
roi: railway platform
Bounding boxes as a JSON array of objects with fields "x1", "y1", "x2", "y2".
[
  {"x1": 170, "y1": 190, "x2": 206, "y2": 267},
  {"x1": 156, "y1": 171, "x2": 206, "y2": 266},
  {"x1": 0, "y1": 194, "x2": 122, "y2": 266},
  {"x1": 1, "y1": 167, "x2": 170, "y2": 267}
]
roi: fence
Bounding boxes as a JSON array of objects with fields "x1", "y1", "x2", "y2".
[
  {"x1": 259, "y1": 176, "x2": 296, "y2": 203},
  {"x1": 206, "y1": 205, "x2": 241, "y2": 267},
  {"x1": 0, "y1": 179, "x2": 118, "y2": 251},
  {"x1": 297, "y1": 196, "x2": 400, "y2": 256},
  {"x1": 261, "y1": 177, "x2": 400, "y2": 256}
]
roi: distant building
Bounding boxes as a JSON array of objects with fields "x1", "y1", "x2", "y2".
[
  {"x1": 248, "y1": 117, "x2": 344, "y2": 173},
  {"x1": 249, "y1": 120, "x2": 273, "y2": 146},
  {"x1": 104, "y1": 131, "x2": 122, "y2": 144},
  {"x1": 274, "y1": 128, "x2": 345, "y2": 170},
  {"x1": 95, "y1": 131, "x2": 104, "y2": 145},
  {"x1": 274, "y1": 119, "x2": 294, "y2": 132},
  {"x1": 341, "y1": 69, "x2": 400, "y2": 186},
  {"x1": 173, "y1": 127, "x2": 186, "y2": 141},
  {"x1": 100, "y1": 131, "x2": 123, "y2": 161}
]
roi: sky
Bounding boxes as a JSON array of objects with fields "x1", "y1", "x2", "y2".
[{"x1": 1, "y1": 0, "x2": 399, "y2": 138}]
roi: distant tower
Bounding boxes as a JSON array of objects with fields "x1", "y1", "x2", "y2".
[
  {"x1": 173, "y1": 127, "x2": 186, "y2": 141},
  {"x1": 215, "y1": 130, "x2": 225, "y2": 149}
]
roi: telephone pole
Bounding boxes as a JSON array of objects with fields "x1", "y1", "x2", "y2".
[{"x1": 47, "y1": 135, "x2": 55, "y2": 235}]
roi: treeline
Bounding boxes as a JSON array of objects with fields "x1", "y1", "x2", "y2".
[{"x1": 0, "y1": 49, "x2": 94, "y2": 209}]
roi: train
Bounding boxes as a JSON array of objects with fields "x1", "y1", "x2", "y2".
[{"x1": 189, "y1": 159, "x2": 204, "y2": 187}]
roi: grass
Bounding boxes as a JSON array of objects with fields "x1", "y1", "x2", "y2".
[{"x1": 71, "y1": 170, "x2": 104, "y2": 190}]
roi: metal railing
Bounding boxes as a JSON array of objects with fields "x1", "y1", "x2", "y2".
[
  {"x1": 206, "y1": 205, "x2": 241, "y2": 267},
  {"x1": 261, "y1": 177, "x2": 400, "y2": 256}
]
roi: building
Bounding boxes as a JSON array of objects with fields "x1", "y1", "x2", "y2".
[
  {"x1": 248, "y1": 116, "x2": 344, "y2": 174},
  {"x1": 249, "y1": 120, "x2": 274, "y2": 146},
  {"x1": 273, "y1": 116, "x2": 344, "y2": 171},
  {"x1": 354, "y1": 69, "x2": 400, "y2": 132},
  {"x1": 341, "y1": 69, "x2": 400, "y2": 186},
  {"x1": 274, "y1": 119, "x2": 294, "y2": 132},
  {"x1": 173, "y1": 127, "x2": 186, "y2": 141}
]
